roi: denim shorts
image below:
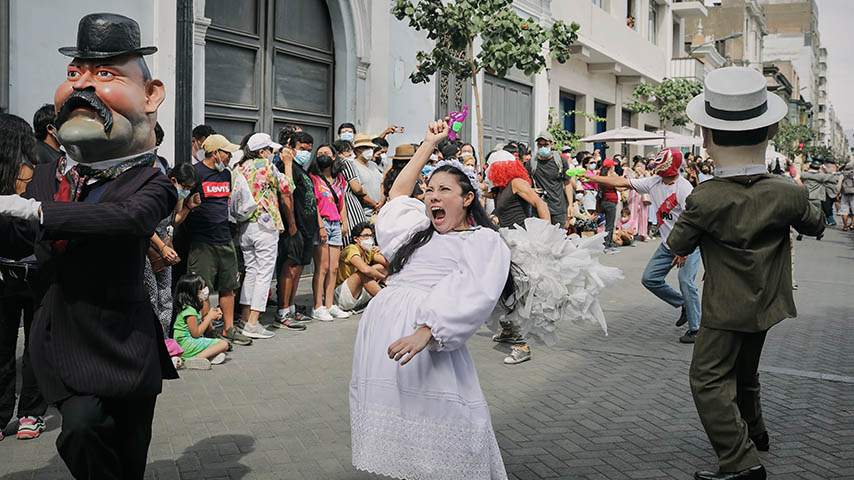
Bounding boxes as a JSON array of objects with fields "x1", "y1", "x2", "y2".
[{"x1": 314, "y1": 218, "x2": 343, "y2": 246}]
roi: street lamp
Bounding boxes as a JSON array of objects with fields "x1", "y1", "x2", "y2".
[{"x1": 688, "y1": 32, "x2": 743, "y2": 56}]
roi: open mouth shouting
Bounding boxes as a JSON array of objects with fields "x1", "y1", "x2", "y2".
[{"x1": 430, "y1": 205, "x2": 447, "y2": 223}]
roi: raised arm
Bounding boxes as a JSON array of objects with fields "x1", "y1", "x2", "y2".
[
  {"x1": 389, "y1": 119, "x2": 449, "y2": 200},
  {"x1": 582, "y1": 173, "x2": 631, "y2": 189}
]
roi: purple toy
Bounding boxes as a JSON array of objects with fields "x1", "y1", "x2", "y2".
[{"x1": 448, "y1": 105, "x2": 468, "y2": 141}]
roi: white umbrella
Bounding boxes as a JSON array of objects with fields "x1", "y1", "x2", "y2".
[
  {"x1": 631, "y1": 130, "x2": 702, "y2": 147},
  {"x1": 578, "y1": 126, "x2": 666, "y2": 143}
]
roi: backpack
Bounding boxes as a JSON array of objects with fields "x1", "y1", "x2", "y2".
[{"x1": 842, "y1": 171, "x2": 854, "y2": 195}]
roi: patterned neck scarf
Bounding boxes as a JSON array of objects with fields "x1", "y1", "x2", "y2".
[
  {"x1": 54, "y1": 152, "x2": 157, "y2": 203},
  {"x1": 51, "y1": 152, "x2": 156, "y2": 254}
]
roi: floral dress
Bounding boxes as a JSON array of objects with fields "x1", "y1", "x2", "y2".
[{"x1": 236, "y1": 157, "x2": 292, "y2": 232}]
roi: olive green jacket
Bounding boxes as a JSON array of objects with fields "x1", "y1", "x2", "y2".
[{"x1": 668, "y1": 174, "x2": 825, "y2": 332}]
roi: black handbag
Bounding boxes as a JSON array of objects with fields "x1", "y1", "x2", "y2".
[{"x1": 0, "y1": 258, "x2": 36, "y2": 297}]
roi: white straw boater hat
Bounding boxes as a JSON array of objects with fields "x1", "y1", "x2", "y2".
[{"x1": 687, "y1": 67, "x2": 788, "y2": 131}]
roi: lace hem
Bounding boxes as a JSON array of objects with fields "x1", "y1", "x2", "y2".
[{"x1": 351, "y1": 403, "x2": 507, "y2": 480}]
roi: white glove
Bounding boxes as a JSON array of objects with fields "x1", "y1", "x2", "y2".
[{"x1": 0, "y1": 195, "x2": 41, "y2": 221}]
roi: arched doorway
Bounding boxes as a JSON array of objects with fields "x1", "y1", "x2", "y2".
[{"x1": 203, "y1": 0, "x2": 335, "y2": 145}]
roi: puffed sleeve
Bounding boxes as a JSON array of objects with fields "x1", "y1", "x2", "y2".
[
  {"x1": 413, "y1": 229, "x2": 511, "y2": 352},
  {"x1": 375, "y1": 196, "x2": 431, "y2": 260}
]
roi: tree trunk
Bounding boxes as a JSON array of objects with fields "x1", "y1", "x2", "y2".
[{"x1": 469, "y1": 40, "x2": 485, "y2": 169}]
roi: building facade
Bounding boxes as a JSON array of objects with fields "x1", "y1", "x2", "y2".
[
  {"x1": 686, "y1": 0, "x2": 766, "y2": 71},
  {"x1": 3, "y1": 0, "x2": 710, "y2": 163}
]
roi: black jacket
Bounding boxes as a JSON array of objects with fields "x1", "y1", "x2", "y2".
[{"x1": 0, "y1": 159, "x2": 179, "y2": 403}]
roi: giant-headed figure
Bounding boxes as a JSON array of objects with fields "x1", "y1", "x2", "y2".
[{"x1": 0, "y1": 13, "x2": 178, "y2": 479}]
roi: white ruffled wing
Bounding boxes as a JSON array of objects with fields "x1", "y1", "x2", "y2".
[{"x1": 489, "y1": 218, "x2": 623, "y2": 346}]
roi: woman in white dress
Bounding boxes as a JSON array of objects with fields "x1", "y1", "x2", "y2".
[{"x1": 350, "y1": 119, "x2": 511, "y2": 480}]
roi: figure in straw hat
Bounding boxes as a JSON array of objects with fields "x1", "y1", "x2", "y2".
[{"x1": 668, "y1": 67, "x2": 825, "y2": 480}]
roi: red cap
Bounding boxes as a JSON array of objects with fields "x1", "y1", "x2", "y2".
[
  {"x1": 602, "y1": 158, "x2": 615, "y2": 168},
  {"x1": 651, "y1": 148, "x2": 683, "y2": 177}
]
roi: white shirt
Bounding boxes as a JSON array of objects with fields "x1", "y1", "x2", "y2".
[{"x1": 629, "y1": 175, "x2": 693, "y2": 246}]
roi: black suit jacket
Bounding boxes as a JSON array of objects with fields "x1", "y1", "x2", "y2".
[{"x1": 0, "y1": 159, "x2": 179, "y2": 403}]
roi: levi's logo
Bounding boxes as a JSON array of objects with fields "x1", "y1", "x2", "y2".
[{"x1": 203, "y1": 181, "x2": 230, "y2": 197}]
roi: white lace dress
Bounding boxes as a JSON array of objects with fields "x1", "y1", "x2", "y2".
[{"x1": 350, "y1": 196, "x2": 511, "y2": 480}]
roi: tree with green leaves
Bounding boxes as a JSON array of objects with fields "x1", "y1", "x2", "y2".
[
  {"x1": 771, "y1": 122, "x2": 816, "y2": 160},
  {"x1": 392, "y1": 0, "x2": 579, "y2": 160},
  {"x1": 546, "y1": 107, "x2": 605, "y2": 153},
  {"x1": 624, "y1": 78, "x2": 703, "y2": 146}
]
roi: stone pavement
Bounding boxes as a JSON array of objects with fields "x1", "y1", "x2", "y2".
[{"x1": 2, "y1": 227, "x2": 852, "y2": 480}]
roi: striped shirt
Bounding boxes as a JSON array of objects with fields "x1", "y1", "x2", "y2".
[{"x1": 341, "y1": 159, "x2": 368, "y2": 244}]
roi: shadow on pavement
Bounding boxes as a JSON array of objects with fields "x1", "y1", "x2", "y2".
[{"x1": 4, "y1": 434, "x2": 255, "y2": 480}]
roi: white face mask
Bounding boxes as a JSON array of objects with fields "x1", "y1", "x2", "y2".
[
  {"x1": 344, "y1": 153, "x2": 355, "y2": 162},
  {"x1": 380, "y1": 153, "x2": 388, "y2": 164},
  {"x1": 361, "y1": 149, "x2": 374, "y2": 161},
  {"x1": 198, "y1": 286, "x2": 210, "y2": 302},
  {"x1": 195, "y1": 149, "x2": 205, "y2": 161},
  {"x1": 340, "y1": 132, "x2": 355, "y2": 142},
  {"x1": 176, "y1": 186, "x2": 191, "y2": 199},
  {"x1": 215, "y1": 155, "x2": 226, "y2": 172},
  {"x1": 359, "y1": 238, "x2": 375, "y2": 250}
]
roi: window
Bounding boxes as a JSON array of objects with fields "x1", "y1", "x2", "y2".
[
  {"x1": 622, "y1": 109, "x2": 632, "y2": 127},
  {"x1": 560, "y1": 93, "x2": 577, "y2": 134},
  {"x1": 623, "y1": 0, "x2": 637, "y2": 30},
  {"x1": 715, "y1": 39, "x2": 727, "y2": 58},
  {"x1": 592, "y1": 0, "x2": 603, "y2": 7},
  {"x1": 593, "y1": 101, "x2": 608, "y2": 154},
  {"x1": 648, "y1": 3, "x2": 658, "y2": 44}
]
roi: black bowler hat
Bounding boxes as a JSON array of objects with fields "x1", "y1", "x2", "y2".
[{"x1": 59, "y1": 13, "x2": 157, "y2": 59}]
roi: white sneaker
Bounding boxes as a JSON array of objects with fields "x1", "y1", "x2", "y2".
[
  {"x1": 184, "y1": 357, "x2": 212, "y2": 370},
  {"x1": 210, "y1": 352, "x2": 226, "y2": 365},
  {"x1": 311, "y1": 306, "x2": 335, "y2": 322},
  {"x1": 241, "y1": 322, "x2": 276, "y2": 339},
  {"x1": 328, "y1": 305, "x2": 351, "y2": 318}
]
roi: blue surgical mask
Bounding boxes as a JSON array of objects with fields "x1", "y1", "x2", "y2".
[
  {"x1": 176, "y1": 186, "x2": 191, "y2": 199},
  {"x1": 341, "y1": 132, "x2": 355, "y2": 142},
  {"x1": 537, "y1": 147, "x2": 551, "y2": 158},
  {"x1": 295, "y1": 150, "x2": 311, "y2": 166}
]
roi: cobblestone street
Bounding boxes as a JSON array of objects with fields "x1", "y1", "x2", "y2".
[{"x1": 2, "y1": 228, "x2": 852, "y2": 480}]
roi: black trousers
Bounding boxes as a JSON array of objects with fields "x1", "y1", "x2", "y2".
[
  {"x1": 601, "y1": 200, "x2": 618, "y2": 248},
  {"x1": 56, "y1": 394, "x2": 157, "y2": 480},
  {"x1": 0, "y1": 292, "x2": 46, "y2": 427}
]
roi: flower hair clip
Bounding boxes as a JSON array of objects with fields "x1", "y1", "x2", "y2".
[{"x1": 432, "y1": 159, "x2": 482, "y2": 199}]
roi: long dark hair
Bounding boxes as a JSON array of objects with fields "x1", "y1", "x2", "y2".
[
  {"x1": 387, "y1": 164, "x2": 517, "y2": 307},
  {"x1": 0, "y1": 114, "x2": 36, "y2": 195},
  {"x1": 309, "y1": 143, "x2": 343, "y2": 178},
  {"x1": 171, "y1": 273, "x2": 206, "y2": 336}
]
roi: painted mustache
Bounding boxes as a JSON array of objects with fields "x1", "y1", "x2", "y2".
[{"x1": 55, "y1": 88, "x2": 114, "y2": 134}]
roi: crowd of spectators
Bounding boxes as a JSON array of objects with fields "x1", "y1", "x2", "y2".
[{"x1": 2, "y1": 103, "x2": 854, "y2": 438}]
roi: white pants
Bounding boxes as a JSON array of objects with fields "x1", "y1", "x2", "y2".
[
  {"x1": 239, "y1": 222, "x2": 279, "y2": 312},
  {"x1": 334, "y1": 281, "x2": 372, "y2": 311}
]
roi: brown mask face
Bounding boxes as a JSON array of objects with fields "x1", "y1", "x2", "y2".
[{"x1": 53, "y1": 54, "x2": 164, "y2": 162}]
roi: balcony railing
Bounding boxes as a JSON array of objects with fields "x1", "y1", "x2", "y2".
[{"x1": 667, "y1": 57, "x2": 705, "y2": 81}]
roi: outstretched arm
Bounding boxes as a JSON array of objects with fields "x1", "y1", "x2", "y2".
[
  {"x1": 582, "y1": 173, "x2": 632, "y2": 189},
  {"x1": 389, "y1": 118, "x2": 449, "y2": 200}
]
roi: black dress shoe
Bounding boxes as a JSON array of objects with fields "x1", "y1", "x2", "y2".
[
  {"x1": 676, "y1": 307, "x2": 688, "y2": 327},
  {"x1": 750, "y1": 431, "x2": 769, "y2": 451},
  {"x1": 694, "y1": 466, "x2": 766, "y2": 480}
]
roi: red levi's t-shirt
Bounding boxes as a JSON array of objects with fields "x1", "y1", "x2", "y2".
[
  {"x1": 187, "y1": 162, "x2": 233, "y2": 245},
  {"x1": 601, "y1": 185, "x2": 619, "y2": 203}
]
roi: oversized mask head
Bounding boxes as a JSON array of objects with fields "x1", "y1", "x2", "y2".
[{"x1": 53, "y1": 14, "x2": 165, "y2": 163}]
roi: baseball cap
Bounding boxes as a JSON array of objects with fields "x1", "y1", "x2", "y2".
[
  {"x1": 202, "y1": 134, "x2": 240, "y2": 154},
  {"x1": 535, "y1": 131, "x2": 553, "y2": 143},
  {"x1": 602, "y1": 158, "x2": 615, "y2": 168},
  {"x1": 246, "y1": 133, "x2": 281, "y2": 152}
]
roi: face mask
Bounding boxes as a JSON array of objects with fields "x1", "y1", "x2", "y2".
[
  {"x1": 359, "y1": 238, "x2": 375, "y2": 250},
  {"x1": 622, "y1": 216, "x2": 629, "y2": 222},
  {"x1": 380, "y1": 153, "x2": 388, "y2": 164},
  {"x1": 429, "y1": 154, "x2": 438, "y2": 163},
  {"x1": 195, "y1": 149, "x2": 205, "y2": 161},
  {"x1": 344, "y1": 153, "x2": 355, "y2": 161},
  {"x1": 589, "y1": 163, "x2": 598, "y2": 170},
  {"x1": 341, "y1": 132, "x2": 354, "y2": 142},
  {"x1": 198, "y1": 286, "x2": 210, "y2": 302},
  {"x1": 176, "y1": 186, "x2": 191, "y2": 199},
  {"x1": 361, "y1": 149, "x2": 374, "y2": 161},
  {"x1": 537, "y1": 147, "x2": 550, "y2": 158},
  {"x1": 316, "y1": 154, "x2": 334, "y2": 169},
  {"x1": 215, "y1": 158, "x2": 226, "y2": 172},
  {"x1": 294, "y1": 150, "x2": 311, "y2": 166}
]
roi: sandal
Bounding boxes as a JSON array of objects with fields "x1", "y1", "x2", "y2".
[{"x1": 843, "y1": 226, "x2": 850, "y2": 232}]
